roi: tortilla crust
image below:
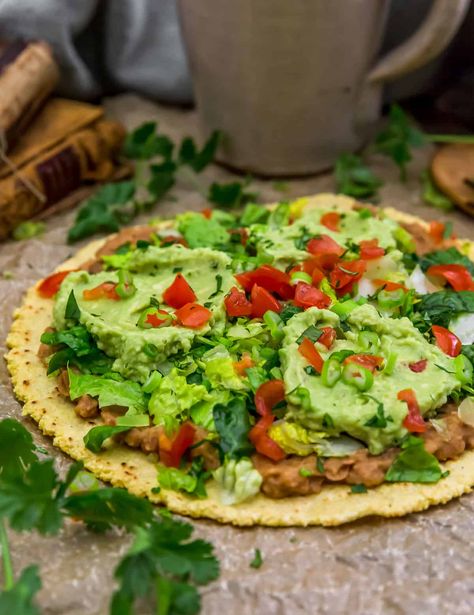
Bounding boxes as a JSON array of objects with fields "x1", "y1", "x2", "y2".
[{"x1": 7, "y1": 193, "x2": 474, "y2": 527}]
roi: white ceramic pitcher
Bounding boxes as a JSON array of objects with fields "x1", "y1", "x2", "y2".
[{"x1": 178, "y1": 0, "x2": 470, "y2": 176}]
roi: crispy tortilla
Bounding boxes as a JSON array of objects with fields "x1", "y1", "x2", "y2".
[{"x1": 7, "y1": 193, "x2": 474, "y2": 527}]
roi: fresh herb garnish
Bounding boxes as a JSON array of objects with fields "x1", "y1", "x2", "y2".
[
  {"x1": 363, "y1": 395, "x2": 393, "y2": 428},
  {"x1": 351, "y1": 484, "x2": 368, "y2": 494},
  {"x1": 334, "y1": 153, "x2": 383, "y2": 198},
  {"x1": 316, "y1": 457, "x2": 325, "y2": 473},
  {"x1": 12, "y1": 221, "x2": 45, "y2": 241},
  {"x1": 374, "y1": 104, "x2": 426, "y2": 181},
  {"x1": 304, "y1": 366, "x2": 317, "y2": 376},
  {"x1": 64, "y1": 290, "x2": 80, "y2": 321},
  {"x1": 415, "y1": 290, "x2": 474, "y2": 329},
  {"x1": 299, "y1": 468, "x2": 313, "y2": 478},
  {"x1": 419, "y1": 247, "x2": 474, "y2": 277},
  {"x1": 209, "y1": 274, "x2": 223, "y2": 298},
  {"x1": 296, "y1": 325, "x2": 322, "y2": 344},
  {"x1": 212, "y1": 397, "x2": 253, "y2": 458},
  {"x1": 322, "y1": 413, "x2": 334, "y2": 429},
  {"x1": 208, "y1": 180, "x2": 257, "y2": 208},
  {"x1": 250, "y1": 549, "x2": 263, "y2": 569}
]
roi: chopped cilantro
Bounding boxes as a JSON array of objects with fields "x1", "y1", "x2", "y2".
[
  {"x1": 351, "y1": 484, "x2": 368, "y2": 494},
  {"x1": 334, "y1": 153, "x2": 383, "y2": 199},
  {"x1": 385, "y1": 436, "x2": 443, "y2": 483},
  {"x1": 209, "y1": 274, "x2": 223, "y2": 298},
  {"x1": 299, "y1": 468, "x2": 313, "y2": 478},
  {"x1": 296, "y1": 325, "x2": 322, "y2": 344},
  {"x1": 316, "y1": 458, "x2": 325, "y2": 473},
  {"x1": 322, "y1": 413, "x2": 334, "y2": 429},
  {"x1": 250, "y1": 548, "x2": 263, "y2": 569}
]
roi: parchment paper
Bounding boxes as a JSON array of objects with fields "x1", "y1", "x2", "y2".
[{"x1": 2, "y1": 94, "x2": 474, "y2": 615}]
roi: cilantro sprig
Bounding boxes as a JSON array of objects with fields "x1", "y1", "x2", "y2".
[{"x1": 0, "y1": 418, "x2": 220, "y2": 614}]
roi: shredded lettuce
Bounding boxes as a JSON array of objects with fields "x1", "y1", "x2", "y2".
[
  {"x1": 157, "y1": 466, "x2": 197, "y2": 494},
  {"x1": 68, "y1": 369, "x2": 147, "y2": 412},
  {"x1": 213, "y1": 458, "x2": 262, "y2": 505}
]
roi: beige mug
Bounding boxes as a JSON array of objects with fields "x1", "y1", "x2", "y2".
[{"x1": 178, "y1": 0, "x2": 470, "y2": 176}]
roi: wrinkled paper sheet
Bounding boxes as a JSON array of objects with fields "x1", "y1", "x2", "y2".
[{"x1": 1, "y1": 94, "x2": 474, "y2": 615}]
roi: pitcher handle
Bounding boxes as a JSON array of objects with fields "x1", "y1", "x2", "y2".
[{"x1": 367, "y1": 0, "x2": 470, "y2": 84}]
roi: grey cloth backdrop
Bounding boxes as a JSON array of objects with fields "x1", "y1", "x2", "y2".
[{"x1": 0, "y1": 0, "x2": 471, "y2": 107}]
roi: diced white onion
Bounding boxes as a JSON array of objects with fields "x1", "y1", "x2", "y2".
[
  {"x1": 405, "y1": 265, "x2": 439, "y2": 295},
  {"x1": 458, "y1": 397, "x2": 474, "y2": 428},
  {"x1": 450, "y1": 313, "x2": 474, "y2": 345}
]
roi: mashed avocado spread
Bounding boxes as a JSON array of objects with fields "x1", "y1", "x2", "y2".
[{"x1": 41, "y1": 197, "x2": 474, "y2": 502}]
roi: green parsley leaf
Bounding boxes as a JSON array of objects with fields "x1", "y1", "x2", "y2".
[
  {"x1": 0, "y1": 459, "x2": 62, "y2": 534},
  {"x1": 147, "y1": 160, "x2": 176, "y2": 201},
  {"x1": 0, "y1": 565, "x2": 41, "y2": 615},
  {"x1": 213, "y1": 397, "x2": 253, "y2": 458},
  {"x1": 279, "y1": 304, "x2": 303, "y2": 323},
  {"x1": 178, "y1": 131, "x2": 221, "y2": 172},
  {"x1": 62, "y1": 487, "x2": 153, "y2": 532},
  {"x1": 12, "y1": 222, "x2": 45, "y2": 241},
  {"x1": 41, "y1": 325, "x2": 91, "y2": 356},
  {"x1": 375, "y1": 104, "x2": 426, "y2": 181},
  {"x1": 250, "y1": 548, "x2": 263, "y2": 569},
  {"x1": 363, "y1": 396, "x2": 392, "y2": 428},
  {"x1": 110, "y1": 516, "x2": 219, "y2": 615},
  {"x1": 385, "y1": 436, "x2": 443, "y2": 483},
  {"x1": 351, "y1": 484, "x2": 368, "y2": 494},
  {"x1": 64, "y1": 290, "x2": 80, "y2": 321},
  {"x1": 420, "y1": 170, "x2": 453, "y2": 211},
  {"x1": 209, "y1": 274, "x2": 223, "y2": 299},
  {"x1": 68, "y1": 181, "x2": 135, "y2": 243},
  {"x1": 123, "y1": 122, "x2": 174, "y2": 160},
  {"x1": 208, "y1": 181, "x2": 257, "y2": 208},
  {"x1": 334, "y1": 153, "x2": 383, "y2": 198},
  {"x1": 322, "y1": 413, "x2": 334, "y2": 429},
  {"x1": 0, "y1": 419, "x2": 37, "y2": 480},
  {"x1": 316, "y1": 457, "x2": 325, "y2": 473},
  {"x1": 296, "y1": 325, "x2": 322, "y2": 344},
  {"x1": 415, "y1": 290, "x2": 474, "y2": 329}
]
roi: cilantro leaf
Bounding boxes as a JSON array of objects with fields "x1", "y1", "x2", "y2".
[
  {"x1": 0, "y1": 419, "x2": 37, "y2": 480},
  {"x1": 420, "y1": 170, "x2": 453, "y2": 211},
  {"x1": 350, "y1": 484, "x2": 367, "y2": 494},
  {"x1": 111, "y1": 517, "x2": 219, "y2": 615},
  {"x1": 334, "y1": 153, "x2": 383, "y2": 198},
  {"x1": 419, "y1": 247, "x2": 474, "y2": 277},
  {"x1": 296, "y1": 325, "x2": 322, "y2": 344},
  {"x1": 0, "y1": 565, "x2": 41, "y2": 615},
  {"x1": 62, "y1": 488, "x2": 153, "y2": 532},
  {"x1": 363, "y1": 396, "x2": 392, "y2": 428},
  {"x1": 375, "y1": 104, "x2": 426, "y2": 180},
  {"x1": 208, "y1": 181, "x2": 257, "y2": 208},
  {"x1": 213, "y1": 397, "x2": 253, "y2": 458},
  {"x1": 279, "y1": 304, "x2": 303, "y2": 323},
  {"x1": 148, "y1": 161, "x2": 176, "y2": 201},
  {"x1": 250, "y1": 548, "x2": 263, "y2": 569},
  {"x1": 415, "y1": 290, "x2": 474, "y2": 329},
  {"x1": 40, "y1": 325, "x2": 92, "y2": 356},
  {"x1": 123, "y1": 122, "x2": 174, "y2": 161},
  {"x1": 385, "y1": 436, "x2": 442, "y2": 483},
  {"x1": 0, "y1": 459, "x2": 62, "y2": 534},
  {"x1": 64, "y1": 290, "x2": 80, "y2": 320},
  {"x1": 178, "y1": 131, "x2": 221, "y2": 172},
  {"x1": 68, "y1": 181, "x2": 135, "y2": 243}
]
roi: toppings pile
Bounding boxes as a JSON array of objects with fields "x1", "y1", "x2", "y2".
[{"x1": 37, "y1": 199, "x2": 474, "y2": 503}]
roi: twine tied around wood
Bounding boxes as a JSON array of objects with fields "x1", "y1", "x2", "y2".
[{"x1": 0, "y1": 131, "x2": 46, "y2": 203}]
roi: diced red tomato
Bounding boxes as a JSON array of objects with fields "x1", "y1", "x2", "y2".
[
  {"x1": 344, "y1": 353, "x2": 384, "y2": 372},
  {"x1": 409, "y1": 359, "x2": 427, "y2": 373},
  {"x1": 175, "y1": 302, "x2": 212, "y2": 328},
  {"x1": 359, "y1": 239, "x2": 385, "y2": 260},
  {"x1": 146, "y1": 310, "x2": 172, "y2": 328},
  {"x1": 250, "y1": 284, "x2": 281, "y2": 318},
  {"x1": 235, "y1": 265, "x2": 293, "y2": 300},
  {"x1": 426, "y1": 264, "x2": 474, "y2": 292},
  {"x1": 249, "y1": 414, "x2": 286, "y2": 461},
  {"x1": 321, "y1": 212, "x2": 340, "y2": 232},
  {"x1": 163, "y1": 273, "x2": 197, "y2": 309},
  {"x1": 318, "y1": 326, "x2": 337, "y2": 349},
  {"x1": 83, "y1": 282, "x2": 120, "y2": 301},
  {"x1": 293, "y1": 282, "x2": 331, "y2": 309},
  {"x1": 428, "y1": 221, "x2": 445, "y2": 244},
  {"x1": 254, "y1": 379, "x2": 285, "y2": 416},
  {"x1": 159, "y1": 423, "x2": 196, "y2": 467},
  {"x1": 329, "y1": 259, "x2": 367, "y2": 295},
  {"x1": 224, "y1": 286, "x2": 253, "y2": 317},
  {"x1": 432, "y1": 325, "x2": 461, "y2": 357},
  {"x1": 234, "y1": 353, "x2": 255, "y2": 376},
  {"x1": 250, "y1": 380, "x2": 286, "y2": 461},
  {"x1": 37, "y1": 270, "x2": 75, "y2": 298},
  {"x1": 298, "y1": 337, "x2": 324, "y2": 373},
  {"x1": 307, "y1": 235, "x2": 345, "y2": 269},
  {"x1": 311, "y1": 267, "x2": 325, "y2": 285},
  {"x1": 201, "y1": 208, "x2": 212, "y2": 219},
  {"x1": 372, "y1": 279, "x2": 408, "y2": 292},
  {"x1": 398, "y1": 389, "x2": 426, "y2": 433}
]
